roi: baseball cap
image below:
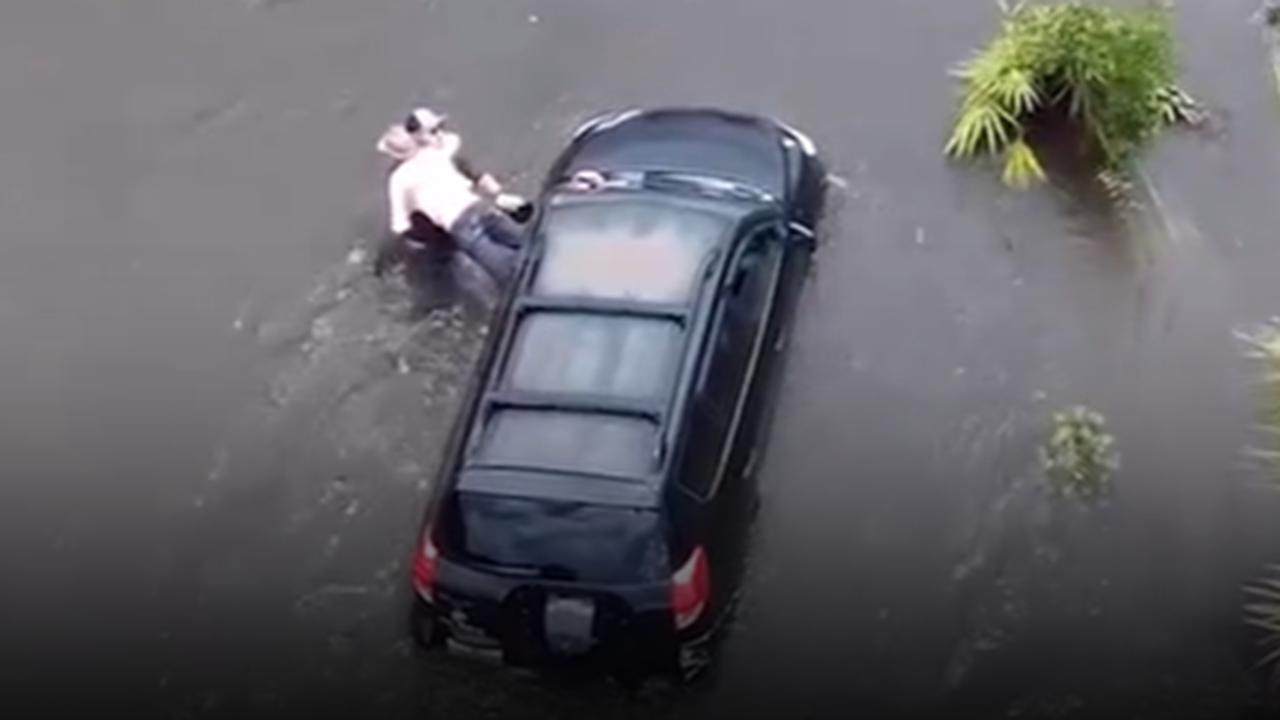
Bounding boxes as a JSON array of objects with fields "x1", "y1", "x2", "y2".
[{"x1": 404, "y1": 107, "x2": 447, "y2": 135}]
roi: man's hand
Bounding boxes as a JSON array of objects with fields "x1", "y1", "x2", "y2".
[
  {"x1": 476, "y1": 173, "x2": 504, "y2": 197},
  {"x1": 494, "y1": 192, "x2": 525, "y2": 212}
]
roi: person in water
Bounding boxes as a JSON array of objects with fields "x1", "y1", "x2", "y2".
[{"x1": 376, "y1": 107, "x2": 529, "y2": 283}]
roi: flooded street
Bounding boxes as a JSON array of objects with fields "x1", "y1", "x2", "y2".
[{"x1": 5, "y1": 0, "x2": 1280, "y2": 717}]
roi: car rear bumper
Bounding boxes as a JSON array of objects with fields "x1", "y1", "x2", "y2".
[{"x1": 411, "y1": 594, "x2": 703, "y2": 679}]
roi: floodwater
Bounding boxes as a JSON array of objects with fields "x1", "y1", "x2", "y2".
[{"x1": 4, "y1": 0, "x2": 1280, "y2": 717}]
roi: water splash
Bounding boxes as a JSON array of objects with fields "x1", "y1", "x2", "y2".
[{"x1": 196, "y1": 239, "x2": 488, "y2": 547}]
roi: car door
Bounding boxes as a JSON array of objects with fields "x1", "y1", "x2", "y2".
[
  {"x1": 679, "y1": 223, "x2": 775, "y2": 504},
  {"x1": 673, "y1": 220, "x2": 783, "y2": 622},
  {"x1": 716, "y1": 221, "x2": 786, "y2": 492},
  {"x1": 677, "y1": 276, "x2": 750, "y2": 504}
]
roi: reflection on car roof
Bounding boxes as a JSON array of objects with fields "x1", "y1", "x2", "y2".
[
  {"x1": 503, "y1": 313, "x2": 683, "y2": 402},
  {"x1": 475, "y1": 409, "x2": 660, "y2": 480},
  {"x1": 531, "y1": 198, "x2": 730, "y2": 305}
]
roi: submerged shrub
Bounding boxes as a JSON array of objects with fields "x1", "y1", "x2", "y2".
[
  {"x1": 1246, "y1": 567, "x2": 1280, "y2": 687},
  {"x1": 944, "y1": 0, "x2": 1199, "y2": 192},
  {"x1": 1260, "y1": 326, "x2": 1280, "y2": 474},
  {"x1": 1040, "y1": 405, "x2": 1119, "y2": 499},
  {"x1": 1242, "y1": 323, "x2": 1280, "y2": 686},
  {"x1": 1241, "y1": 323, "x2": 1280, "y2": 476}
]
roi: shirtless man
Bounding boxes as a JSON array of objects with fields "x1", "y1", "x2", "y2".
[{"x1": 376, "y1": 108, "x2": 529, "y2": 283}]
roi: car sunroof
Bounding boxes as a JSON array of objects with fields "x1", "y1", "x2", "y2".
[
  {"x1": 502, "y1": 311, "x2": 682, "y2": 402},
  {"x1": 531, "y1": 200, "x2": 727, "y2": 305},
  {"x1": 474, "y1": 408, "x2": 659, "y2": 478}
]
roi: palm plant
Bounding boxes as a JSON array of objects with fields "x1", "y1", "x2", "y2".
[
  {"x1": 944, "y1": 0, "x2": 1198, "y2": 193},
  {"x1": 1246, "y1": 567, "x2": 1280, "y2": 687},
  {"x1": 1244, "y1": 323, "x2": 1280, "y2": 687},
  {"x1": 1242, "y1": 324, "x2": 1280, "y2": 477}
]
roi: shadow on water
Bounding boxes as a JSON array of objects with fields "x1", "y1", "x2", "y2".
[{"x1": 1019, "y1": 102, "x2": 1147, "y2": 248}]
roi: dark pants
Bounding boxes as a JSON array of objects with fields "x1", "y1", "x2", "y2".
[
  {"x1": 373, "y1": 212, "x2": 449, "y2": 278},
  {"x1": 375, "y1": 203, "x2": 523, "y2": 284},
  {"x1": 445, "y1": 201, "x2": 523, "y2": 283}
]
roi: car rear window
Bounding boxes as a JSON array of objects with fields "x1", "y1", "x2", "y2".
[
  {"x1": 531, "y1": 200, "x2": 727, "y2": 304},
  {"x1": 445, "y1": 492, "x2": 669, "y2": 583},
  {"x1": 503, "y1": 312, "x2": 683, "y2": 401},
  {"x1": 474, "y1": 408, "x2": 658, "y2": 478}
]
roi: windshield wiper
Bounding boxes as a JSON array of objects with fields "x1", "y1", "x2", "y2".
[{"x1": 643, "y1": 170, "x2": 772, "y2": 203}]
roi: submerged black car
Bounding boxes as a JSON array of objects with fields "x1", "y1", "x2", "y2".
[{"x1": 409, "y1": 107, "x2": 826, "y2": 680}]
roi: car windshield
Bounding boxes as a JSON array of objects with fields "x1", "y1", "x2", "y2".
[
  {"x1": 502, "y1": 312, "x2": 683, "y2": 401},
  {"x1": 443, "y1": 492, "x2": 669, "y2": 583},
  {"x1": 473, "y1": 408, "x2": 659, "y2": 478},
  {"x1": 531, "y1": 199, "x2": 729, "y2": 304},
  {"x1": 643, "y1": 170, "x2": 774, "y2": 203}
]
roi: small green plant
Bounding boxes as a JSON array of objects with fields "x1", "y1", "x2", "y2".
[
  {"x1": 1040, "y1": 405, "x2": 1119, "y2": 499},
  {"x1": 944, "y1": 0, "x2": 1200, "y2": 194}
]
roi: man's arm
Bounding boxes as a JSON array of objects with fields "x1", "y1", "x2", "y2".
[
  {"x1": 452, "y1": 153, "x2": 504, "y2": 197},
  {"x1": 441, "y1": 132, "x2": 504, "y2": 196},
  {"x1": 387, "y1": 168, "x2": 412, "y2": 235}
]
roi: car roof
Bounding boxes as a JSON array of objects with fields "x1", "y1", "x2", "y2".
[{"x1": 457, "y1": 189, "x2": 762, "y2": 502}]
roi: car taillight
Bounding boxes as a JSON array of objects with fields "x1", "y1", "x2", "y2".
[
  {"x1": 671, "y1": 546, "x2": 710, "y2": 631},
  {"x1": 411, "y1": 527, "x2": 438, "y2": 602}
]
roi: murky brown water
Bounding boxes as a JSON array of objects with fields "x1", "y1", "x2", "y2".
[{"x1": 4, "y1": 0, "x2": 1280, "y2": 717}]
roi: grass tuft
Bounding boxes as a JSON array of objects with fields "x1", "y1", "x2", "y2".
[{"x1": 1040, "y1": 405, "x2": 1119, "y2": 500}]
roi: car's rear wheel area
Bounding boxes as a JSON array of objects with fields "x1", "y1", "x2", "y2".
[
  {"x1": 408, "y1": 597, "x2": 444, "y2": 653},
  {"x1": 677, "y1": 640, "x2": 715, "y2": 683}
]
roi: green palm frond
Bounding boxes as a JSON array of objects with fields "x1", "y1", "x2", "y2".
[
  {"x1": 994, "y1": 69, "x2": 1042, "y2": 116},
  {"x1": 945, "y1": 101, "x2": 1017, "y2": 158},
  {"x1": 950, "y1": 49, "x2": 1003, "y2": 82},
  {"x1": 1272, "y1": 58, "x2": 1280, "y2": 116},
  {"x1": 1097, "y1": 169, "x2": 1133, "y2": 205},
  {"x1": 1247, "y1": 576, "x2": 1280, "y2": 598},
  {"x1": 943, "y1": 0, "x2": 1187, "y2": 199},
  {"x1": 1001, "y1": 138, "x2": 1046, "y2": 188},
  {"x1": 995, "y1": 0, "x2": 1026, "y2": 17},
  {"x1": 1245, "y1": 569, "x2": 1280, "y2": 683},
  {"x1": 1243, "y1": 321, "x2": 1280, "y2": 686},
  {"x1": 1252, "y1": 322, "x2": 1280, "y2": 481}
]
